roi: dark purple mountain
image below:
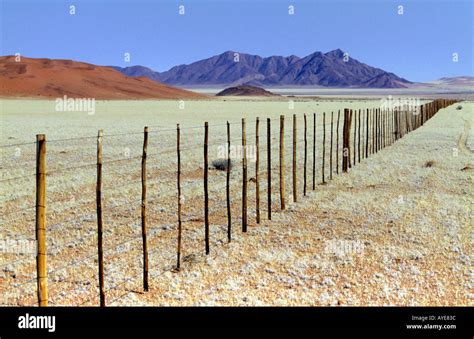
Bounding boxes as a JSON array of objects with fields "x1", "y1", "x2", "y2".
[
  {"x1": 110, "y1": 65, "x2": 162, "y2": 82},
  {"x1": 113, "y1": 49, "x2": 411, "y2": 88}
]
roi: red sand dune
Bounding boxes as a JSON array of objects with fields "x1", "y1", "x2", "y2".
[{"x1": 0, "y1": 56, "x2": 207, "y2": 99}]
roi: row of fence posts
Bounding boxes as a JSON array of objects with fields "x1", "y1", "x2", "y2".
[{"x1": 32, "y1": 99, "x2": 458, "y2": 306}]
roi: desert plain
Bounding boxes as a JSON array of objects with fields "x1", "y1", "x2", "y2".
[{"x1": 0, "y1": 96, "x2": 472, "y2": 306}]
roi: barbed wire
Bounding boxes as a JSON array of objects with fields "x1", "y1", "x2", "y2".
[
  {"x1": 0, "y1": 141, "x2": 36, "y2": 148},
  {"x1": 0, "y1": 173, "x2": 36, "y2": 183}
]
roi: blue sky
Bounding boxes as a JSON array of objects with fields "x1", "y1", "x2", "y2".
[{"x1": 1, "y1": 0, "x2": 472, "y2": 82}]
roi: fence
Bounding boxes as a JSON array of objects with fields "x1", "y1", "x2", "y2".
[{"x1": 0, "y1": 98, "x2": 459, "y2": 306}]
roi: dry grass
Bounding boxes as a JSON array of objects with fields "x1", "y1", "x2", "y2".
[{"x1": 1, "y1": 99, "x2": 472, "y2": 306}]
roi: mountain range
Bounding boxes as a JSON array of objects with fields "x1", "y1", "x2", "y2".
[{"x1": 113, "y1": 49, "x2": 412, "y2": 88}]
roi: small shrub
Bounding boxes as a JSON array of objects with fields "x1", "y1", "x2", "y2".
[
  {"x1": 424, "y1": 160, "x2": 435, "y2": 168},
  {"x1": 456, "y1": 105, "x2": 463, "y2": 110},
  {"x1": 211, "y1": 158, "x2": 232, "y2": 171}
]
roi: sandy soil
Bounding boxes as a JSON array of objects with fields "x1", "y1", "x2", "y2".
[
  {"x1": 0, "y1": 56, "x2": 207, "y2": 100},
  {"x1": 125, "y1": 101, "x2": 473, "y2": 306},
  {"x1": 0, "y1": 100, "x2": 471, "y2": 306}
]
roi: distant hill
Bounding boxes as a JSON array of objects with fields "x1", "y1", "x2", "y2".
[
  {"x1": 111, "y1": 65, "x2": 162, "y2": 83},
  {"x1": 216, "y1": 85, "x2": 279, "y2": 97},
  {"x1": 114, "y1": 49, "x2": 412, "y2": 88},
  {"x1": 427, "y1": 76, "x2": 474, "y2": 87},
  {"x1": 0, "y1": 56, "x2": 207, "y2": 99}
]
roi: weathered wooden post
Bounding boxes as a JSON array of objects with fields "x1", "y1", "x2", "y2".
[
  {"x1": 141, "y1": 126, "x2": 149, "y2": 288},
  {"x1": 304, "y1": 113, "x2": 307, "y2": 196},
  {"x1": 242, "y1": 118, "x2": 248, "y2": 232},
  {"x1": 36, "y1": 134, "x2": 48, "y2": 307},
  {"x1": 365, "y1": 108, "x2": 369, "y2": 157},
  {"x1": 394, "y1": 108, "x2": 399, "y2": 141},
  {"x1": 336, "y1": 110, "x2": 340, "y2": 174},
  {"x1": 376, "y1": 108, "x2": 380, "y2": 152},
  {"x1": 256, "y1": 117, "x2": 260, "y2": 224},
  {"x1": 353, "y1": 109, "x2": 357, "y2": 164},
  {"x1": 176, "y1": 124, "x2": 182, "y2": 268},
  {"x1": 292, "y1": 114, "x2": 297, "y2": 202},
  {"x1": 96, "y1": 130, "x2": 105, "y2": 307},
  {"x1": 226, "y1": 122, "x2": 231, "y2": 241},
  {"x1": 342, "y1": 109, "x2": 352, "y2": 172},
  {"x1": 267, "y1": 118, "x2": 272, "y2": 220},
  {"x1": 372, "y1": 108, "x2": 376, "y2": 152},
  {"x1": 330, "y1": 111, "x2": 334, "y2": 180},
  {"x1": 358, "y1": 109, "x2": 361, "y2": 162},
  {"x1": 322, "y1": 112, "x2": 326, "y2": 183},
  {"x1": 312, "y1": 113, "x2": 316, "y2": 190},
  {"x1": 204, "y1": 122, "x2": 210, "y2": 254},
  {"x1": 279, "y1": 115, "x2": 285, "y2": 210},
  {"x1": 348, "y1": 109, "x2": 353, "y2": 168}
]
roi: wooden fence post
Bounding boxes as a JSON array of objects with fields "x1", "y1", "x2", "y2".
[
  {"x1": 336, "y1": 110, "x2": 340, "y2": 174},
  {"x1": 358, "y1": 109, "x2": 361, "y2": 162},
  {"x1": 400, "y1": 108, "x2": 404, "y2": 138},
  {"x1": 380, "y1": 108, "x2": 383, "y2": 150},
  {"x1": 342, "y1": 109, "x2": 352, "y2": 172},
  {"x1": 395, "y1": 108, "x2": 397, "y2": 142},
  {"x1": 374, "y1": 108, "x2": 377, "y2": 151},
  {"x1": 348, "y1": 109, "x2": 353, "y2": 168},
  {"x1": 176, "y1": 124, "x2": 182, "y2": 269},
  {"x1": 372, "y1": 108, "x2": 376, "y2": 152},
  {"x1": 395, "y1": 108, "x2": 400, "y2": 140},
  {"x1": 365, "y1": 108, "x2": 369, "y2": 157},
  {"x1": 387, "y1": 109, "x2": 390, "y2": 145},
  {"x1": 312, "y1": 113, "x2": 316, "y2": 190},
  {"x1": 256, "y1": 117, "x2": 260, "y2": 224},
  {"x1": 360, "y1": 109, "x2": 364, "y2": 159},
  {"x1": 421, "y1": 102, "x2": 425, "y2": 125},
  {"x1": 141, "y1": 127, "x2": 149, "y2": 288},
  {"x1": 388, "y1": 108, "x2": 392, "y2": 144},
  {"x1": 382, "y1": 109, "x2": 385, "y2": 149},
  {"x1": 267, "y1": 118, "x2": 272, "y2": 220},
  {"x1": 36, "y1": 134, "x2": 48, "y2": 307},
  {"x1": 420, "y1": 105, "x2": 424, "y2": 127},
  {"x1": 204, "y1": 122, "x2": 210, "y2": 254},
  {"x1": 242, "y1": 118, "x2": 248, "y2": 232},
  {"x1": 389, "y1": 109, "x2": 392, "y2": 144},
  {"x1": 402, "y1": 107, "x2": 406, "y2": 137},
  {"x1": 353, "y1": 109, "x2": 357, "y2": 165},
  {"x1": 386, "y1": 108, "x2": 389, "y2": 146},
  {"x1": 382, "y1": 108, "x2": 385, "y2": 148},
  {"x1": 377, "y1": 108, "x2": 380, "y2": 149},
  {"x1": 226, "y1": 122, "x2": 231, "y2": 241},
  {"x1": 379, "y1": 109, "x2": 385, "y2": 150},
  {"x1": 376, "y1": 108, "x2": 379, "y2": 151},
  {"x1": 292, "y1": 114, "x2": 297, "y2": 202},
  {"x1": 279, "y1": 115, "x2": 285, "y2": 210},
  {"x1": 304, "y1": 114, "x2": 307, "y2": 196},
  {"x1": 330, "y1": 111, "x2": 333, "y2": 180},
  {"x1": 322, "y1": 112, "x2": 326, "y2": 183},
  {"x1": 96, "y1": 130, "x2": 105, "y2": 307}
]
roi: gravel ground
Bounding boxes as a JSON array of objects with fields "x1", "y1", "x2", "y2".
[
  {"x1": 116, "y1": 101, "x2": 473, "y2": 306},
  {"x1": 1, "y1": 100, "x2": 472, "y2": 306}
]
